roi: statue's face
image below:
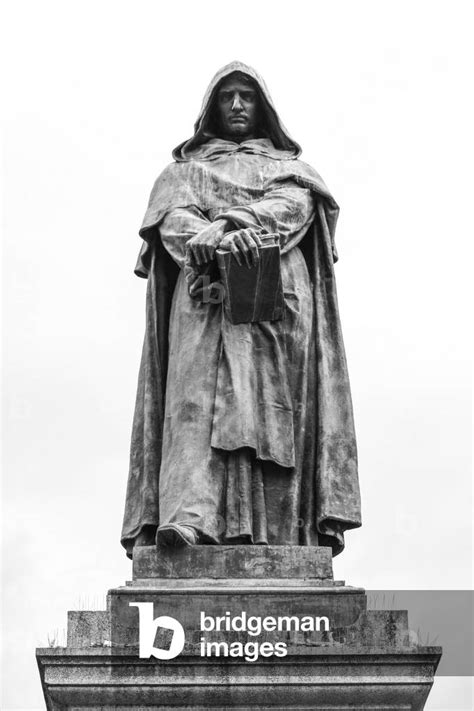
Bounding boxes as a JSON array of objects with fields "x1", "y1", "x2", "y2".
[{"x1": 216, "y1": 75, "x2": 259, "y2": 142}]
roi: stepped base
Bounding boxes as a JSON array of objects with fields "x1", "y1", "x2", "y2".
[{"x1": 36, "y1": 546, "x2": 441, "y2": 710}]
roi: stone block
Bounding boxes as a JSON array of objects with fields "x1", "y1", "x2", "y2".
[{"x1": 133, "y1": 544, "x2": 334, "y2": 581}]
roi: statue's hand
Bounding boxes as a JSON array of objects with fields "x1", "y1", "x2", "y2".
[
  {"x1": 219, "y1": 228, "x2": 263, "y2": 268},
  {"x1": 186, "y1": 219, "x2": 228, "y2": 265}
]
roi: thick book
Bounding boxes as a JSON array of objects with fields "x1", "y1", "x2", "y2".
[{"x1": 216, "y1": 235, "x2": 284, "y2": 324}]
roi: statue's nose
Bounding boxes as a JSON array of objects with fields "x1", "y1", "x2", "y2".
[{"x1": 231, "y1": 93, "x2": 243, "y2": 111}]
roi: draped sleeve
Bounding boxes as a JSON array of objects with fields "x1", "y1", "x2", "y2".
[
  {"x1": 213, "y1": 182, "x2": 315, "y2": 253},
  {"x1": 160, "y1": 206, "x2": 210, "y2": 267}
]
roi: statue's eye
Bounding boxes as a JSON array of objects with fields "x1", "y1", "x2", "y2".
[
  {"x1": 242, "y1": 92, "x2": 255, "y2": 102},
  {"x1": 219, "y1": 92, "x2": 232, "y2": 102}
]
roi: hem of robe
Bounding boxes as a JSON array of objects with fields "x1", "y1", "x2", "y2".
[
  {"x1": 210, "y1": 443, "x2": 295, "y2": 470},
  {"x1": 317, "y1": 516, "x2": 363, "y2": 557},
  {"x1": 121, "y1": 523, "x2": 361, "y2": 559},
  {"x1": 122, "y1": 521, "x2": 158, "y2": 560},
  {"x1": 318, "y1": 515, "x2": 363, "y2": 530}
]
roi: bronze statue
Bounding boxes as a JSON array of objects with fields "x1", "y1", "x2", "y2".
[{"x1": 121, "y1": 61, "x2": 361, "y2": 557}]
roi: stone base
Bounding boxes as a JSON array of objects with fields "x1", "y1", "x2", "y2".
[
  {"x1": 36, "y1": 546, "x2": 441, "y2": 710},
  {"x1": 37, "y1": 646, "x2": 441, "y2": 710}
]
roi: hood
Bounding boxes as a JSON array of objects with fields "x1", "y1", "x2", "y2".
[{"x1": 172, "y1": 61, "x2": 302, "y2": 161}]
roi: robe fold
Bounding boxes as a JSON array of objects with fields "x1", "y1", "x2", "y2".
[{"x1": 121, "y1": 61, "x2": 361, "y2": 558}]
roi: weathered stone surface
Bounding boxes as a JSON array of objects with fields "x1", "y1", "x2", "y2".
[
  {"x1": 109, "y1": 582, "x2": 367, "y2": 648},
  {"x1": 37, "y1": 646, "x2": 441, "y2": 710},
  {"x1": 67, "y1": 611, "x2": 110, "y2": 648},
  {"x1": 37, "y1": 546, "x2": 441, "y2": 709},
  {"x1": 133, "y1": 544, "x2": 334, "y2": 580}
]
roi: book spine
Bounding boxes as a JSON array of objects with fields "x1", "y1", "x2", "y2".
[{"x1": 216, "y1": 252, "x2": 232, "y2": 322}]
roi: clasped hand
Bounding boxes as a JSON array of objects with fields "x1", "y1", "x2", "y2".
[
  {"x1": 185, "y1": 220, "x2": 227, "y2": 266},
  {"x1": 186, "y1": 221, "x2": 264, "y2": 268},
  {"x1": 219, "y1": 228, "x2": 264, "y2": 267}
]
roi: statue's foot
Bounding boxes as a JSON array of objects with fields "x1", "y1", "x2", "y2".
[{"x1": 156, "y1": 524, "x2": 198, "y2": 547}]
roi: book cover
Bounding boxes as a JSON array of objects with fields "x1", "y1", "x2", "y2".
[{"x1": 216, "y1": 238, "x2": 284, "y2": 324}]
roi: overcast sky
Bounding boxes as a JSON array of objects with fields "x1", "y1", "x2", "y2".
[{"x1": 2, "y1": 1, "x2": 472, "y2": 708}]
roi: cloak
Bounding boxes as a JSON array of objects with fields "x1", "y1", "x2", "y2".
[{"x1": 121, "y1": 61, "x2": 361, "y2": 558}]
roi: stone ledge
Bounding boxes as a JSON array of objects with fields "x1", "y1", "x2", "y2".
[
  {"x1": 122, "y1": 580, "x2": 350, "y2": 592},
  {"x1": 36, "y1": 645, "x2": 443, "y2": 659},
  {"x1": 36, "y1": 647, "x2": 441, "y2": 710}
]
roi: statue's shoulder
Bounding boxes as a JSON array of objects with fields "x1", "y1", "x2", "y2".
[
  {"x1": 147, "y1": 161, "x2": 193, "y2": 199},
  {"x1": 143, "y1": 159, "x2": 209, "y2": 222},
  {"x1": 289, "y1": 158, "x2": 326, "y2": 185},
  {"x1": 153, "y1": 160, "x2": 187, "y2": 182},
  {"x1": 271, "y1": 157, "x2": 334, "y2": 203},
  {"x1": 152, "y1": 159, "x2": 204, "y2": 184}
]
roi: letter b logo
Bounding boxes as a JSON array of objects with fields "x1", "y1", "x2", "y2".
[{"x1": 129, "y1": 602, "x2": 185, "y2": 660}]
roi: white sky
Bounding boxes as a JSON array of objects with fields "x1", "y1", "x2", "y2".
[{"x1": 1, "y1": 1, "x2": 472, "y2": 708}]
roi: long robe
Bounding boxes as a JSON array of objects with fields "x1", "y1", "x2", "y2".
[{"x1": 121, "y1": 62, "x2": 361, "y2": 558}]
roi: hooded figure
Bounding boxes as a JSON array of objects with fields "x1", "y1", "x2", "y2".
[{"x1": 121, "y1": 61, "x2": 361, "y2": 558}]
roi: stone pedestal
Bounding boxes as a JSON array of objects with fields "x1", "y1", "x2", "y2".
[{"x1": 37, "y1": 546, "x2": 441, "y2": 710}]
